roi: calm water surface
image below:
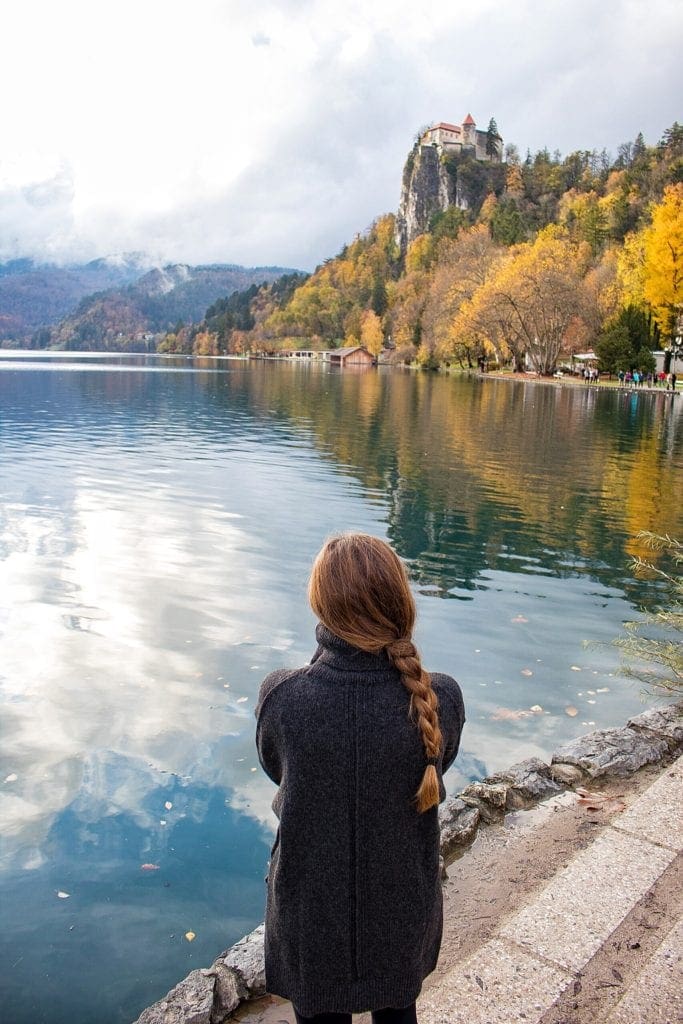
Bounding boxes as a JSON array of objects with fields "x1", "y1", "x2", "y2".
[{"x1": 1, "y1": 354, "x2": 681, "y2": 1023}]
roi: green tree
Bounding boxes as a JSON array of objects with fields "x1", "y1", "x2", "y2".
[
  {"x1": 596, "y1": 306, "x2": 655, "y2": 373},
  {"x1": 490, "y1": 199, "x2": 525, "y2": 245},
  {"x1": 486, "y1": 118, "x2": 499, "y2": 160}
]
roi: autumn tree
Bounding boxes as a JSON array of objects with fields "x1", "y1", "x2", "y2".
[
  {"x1": 430, "y1": 226, "x2": 505, "y2": 366},
  {"x1": 360, "y1": 310, "x2": 384, "y2": 356},
  {"x1": 641, "y1": 184, "x2": 683, "y2": 339},
  {"x1": 456, "y1": 228, "x2": 591, "y2": 374}
]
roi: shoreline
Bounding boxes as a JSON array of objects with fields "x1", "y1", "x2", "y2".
[
  {"x1": 478, "y1": 368, "x2": 680, "y2": 396},
  {"x1": 133, "y1": 699, "x2": 683, "y2": 1024}
]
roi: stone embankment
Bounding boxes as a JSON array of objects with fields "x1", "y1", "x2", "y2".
[{"x1": 133, "y1": 701, "x2": 683, "y2": 1024}]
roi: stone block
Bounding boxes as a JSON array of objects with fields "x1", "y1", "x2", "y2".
[
  {"x1": 460, "y1": 781, "x2": 509, "y2": 822},
  {"x1": 500, "y1": 828, "x2": 675, "y2": 972},
  {"x1": 207, "y1": 963, "x2": 243, "y2": 1022},
  {"x1": 549, "y1": 762, "x2": 585, "y2": 786},
  {"x1": 484, "y1": 757, "x2": 563, "y2": 808},
  {"x1": 551, "y1": 726, "x2": 668, "y2": 778},
  {"x1": 612, "y1": 754, "x2": 683, "y2": 852},
  {"x1": 418, "y1": 937, "x2": 572, "y2": 1024},
  {"x1": 604, "y1": 918, "x2": 683, "y2": 1023},
  {"x1": 219, "y1": 923, "x2": 266, "y2": 997},
  {"x1": 627, "y1": 699, "x2": 683, "y2": 747},
  {"x1": 133, "y1": 969, "x2": 214, "y2": 1024},
  {"x1": 439, "y1": 797, "x2": 480, "y2": 857}
]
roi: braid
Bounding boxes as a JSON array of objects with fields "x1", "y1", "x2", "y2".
[{"x1": 387, "y1": 638, "x2": 442, "y2": 812}]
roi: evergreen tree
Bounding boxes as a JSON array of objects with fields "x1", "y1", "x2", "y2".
[{"x1": 486, "y1": 118, "x2": 499, "y2": 160}]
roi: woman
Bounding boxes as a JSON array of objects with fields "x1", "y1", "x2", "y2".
[{"x1": 255, "y1": 534, "x2": 465, "y2": 1024}]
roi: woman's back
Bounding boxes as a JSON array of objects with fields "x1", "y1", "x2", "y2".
[{"x1": 256, "y1": 622, "x2": 465, "y2": 1016}]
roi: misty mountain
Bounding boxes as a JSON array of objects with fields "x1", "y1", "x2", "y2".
[
  {"x1": 0, "y1": 255, "x2": 151, "y2": 339},
  {"x1": 42, "y1": 263, "x2": 296, "y2": 350}
]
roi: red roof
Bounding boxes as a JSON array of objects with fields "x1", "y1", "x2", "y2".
[
  {"x1": 463, "y1": 113, "x2": 476, "y2": 125},
  {"x1": 432, "y1": 122, "x2": 461, "y2": 133}
]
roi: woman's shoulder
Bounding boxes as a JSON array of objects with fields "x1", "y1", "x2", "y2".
[{"x1": 255, "y1": 665, "x2": 307, "y2": 718}]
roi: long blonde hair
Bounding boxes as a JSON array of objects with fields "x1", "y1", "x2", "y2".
[{"x1": 308, "y1": 533, "x2": 442, "y2": 812}]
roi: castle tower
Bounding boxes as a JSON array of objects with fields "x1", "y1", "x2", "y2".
[{"x1": 462, "y1": 113, "x2": 476, "y2": 149}]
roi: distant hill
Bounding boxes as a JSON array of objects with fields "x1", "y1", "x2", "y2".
[
  {"x1": 0, "y1": 255, "x2": 150, "y2": 340},
  {"x1": 42, "y1": 263, "x2": 296, "y2": 351}
]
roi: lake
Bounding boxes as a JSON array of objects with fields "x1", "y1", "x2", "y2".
[{"x1": 1, "y1": 354, "x2": 681, "y2": 1024}]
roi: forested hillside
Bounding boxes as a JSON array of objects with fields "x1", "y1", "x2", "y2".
[
  {"x1": 37, "y1": 263, "x2": 296, "y2": 351},
  {"x1": 0, "y1": 256, "x2": 148, "y2": 341},
  {"x1": 169, "y1": 122, "x2": 682, "y2": 374}
]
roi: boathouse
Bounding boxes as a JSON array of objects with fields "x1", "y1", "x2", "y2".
[{"x1": 322, "y1": 346, "x2": 375, "y2": 367}]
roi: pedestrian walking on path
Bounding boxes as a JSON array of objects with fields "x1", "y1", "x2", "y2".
[{"x1": 255, "y1": 533, "x2": 465, "y2": 1024}]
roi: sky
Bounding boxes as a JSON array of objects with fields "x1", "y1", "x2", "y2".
[{"x1": 0, "y1": 0, "x2": 681, "y2": 271}]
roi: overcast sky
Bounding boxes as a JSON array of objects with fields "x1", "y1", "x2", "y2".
[{"x1": 1, "y1": 0, "x2": 681, "y2": 271}]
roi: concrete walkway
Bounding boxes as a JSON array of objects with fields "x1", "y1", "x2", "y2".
[{"x1": 418, "y1": 755, "x2": 683, "y2": 1024}]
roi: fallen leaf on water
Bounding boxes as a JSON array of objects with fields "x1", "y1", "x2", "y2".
[
  {"x1": 565, "y1": 706, "x2": 579, "y2": 717},
  {"x1": 185, "y1": 931, "x2": 196, "y2": 942},
  {"x1": 521, "y1": 669, "x2": 533, "y2": 677},
  {"x1": 141, "y1": 864, "x2": 160, "y2": 871},
  {"x1": 56, "y1": 891, "x2": 70, "y2": 899},
  {"x1": 511, "y1": 615, "x2": 528, "y2": 624},
  {"x1": 164, "y1": 801, "x2": 173, "y2": 810},
  {"x1": 491, "y1": 707, "x2": 533, "y2": 721},
  {"x1": 571, "y1": 666, "x2": 582, "y2": 672}
]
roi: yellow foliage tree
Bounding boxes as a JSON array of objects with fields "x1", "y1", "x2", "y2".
[
  {"x1": 642, "y1": 183, "x2": 683, "y2": 337},
  {"x1": 617, "y1": 230, "x2": 646, "y2": 308},
  {"x1": 454, "y1": 228, "x2": 591, "y2": 374},
  {"x1": 360, "y1": 310, "x2": 384, "y2": 356}
]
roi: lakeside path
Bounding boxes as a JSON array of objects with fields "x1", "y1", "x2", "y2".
[
  {"x1": 479, "y1": 369, "x2": 680, "y2": 397},
  {"x1": 234, "y1": 754, "x2": 682, "y2": 1024}
]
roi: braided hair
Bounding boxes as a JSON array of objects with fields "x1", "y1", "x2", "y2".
[{"x1": 308, "y1": 533, "x2": 443, "y2": 812}]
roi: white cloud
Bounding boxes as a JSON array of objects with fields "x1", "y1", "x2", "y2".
[{"x1": 0, "y1": 0, "x2": 680, "y2": 268}]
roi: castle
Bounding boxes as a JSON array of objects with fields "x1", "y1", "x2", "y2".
[{"x1": 420, "y1": 114, "x2": 503, "y2": 162}]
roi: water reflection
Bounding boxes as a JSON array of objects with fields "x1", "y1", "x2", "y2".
[{"x1": 0, "y1": 357, "x2": 681, "y2": 1023}]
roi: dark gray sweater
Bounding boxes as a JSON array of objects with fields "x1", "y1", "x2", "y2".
[{"x1": 255, "y1": 624, "x2": 465, "y2": 1015}]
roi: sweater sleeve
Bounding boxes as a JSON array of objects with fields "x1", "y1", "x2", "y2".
[
  {"x1": 434, "y1": 674, "x2": 466, "y2": 774},
  {"x1": 254, "y1": 669, "x2": 291, "y2": 786}
]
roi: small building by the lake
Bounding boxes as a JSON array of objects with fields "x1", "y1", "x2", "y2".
[
  {"x1": 271, "y1": 346, "x2": 376, "y2": 367},
  {"x1": 322, "y1": 346, "x2": 375, "y2": 367}
]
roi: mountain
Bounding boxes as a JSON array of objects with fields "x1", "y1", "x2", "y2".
[
  {"x1": 46, "y1": 263, "x2": 297, "y2": 351},
  {"x1": 0, "y1": 255, "x2": 150, "y2": 340}
]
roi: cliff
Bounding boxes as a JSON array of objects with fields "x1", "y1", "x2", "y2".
[
  {"x1": 395, "y1": 144, "x2": 509, "y2": 253},
  {"x1": 395, "y1": 145, "x2": 459, "y2": 252}
]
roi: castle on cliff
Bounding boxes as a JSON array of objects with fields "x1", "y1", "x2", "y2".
[{"x1": 420, "y1": 113, "x2": 503, "y2": 162}]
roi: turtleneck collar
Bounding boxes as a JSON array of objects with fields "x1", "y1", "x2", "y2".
[{"x1": 312, "y1": 622, "x2": 394, "y2": 673}]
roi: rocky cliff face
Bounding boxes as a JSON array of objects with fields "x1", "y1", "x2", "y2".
[{"x1": 395, "y1": 145, "x2": 465, "y2": 252}]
